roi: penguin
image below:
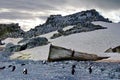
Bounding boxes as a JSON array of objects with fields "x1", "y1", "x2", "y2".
[
  {"x1": 71, "y1": 65, "x2": 76, "y2": 75},
  {"x1": 71, "y1": 50, "x2": 75, "y2": 57},
  {"x1": 8, "y1": 65, "x2": 12, "y2": 68},
  {"x1": 0, "y1": 66, "x2": 5, "y2": 70},
  {"x1": 42, "y1": 60, "x2": 47, "y2": 64},
  {"x1": 21, "y1": 64, "x2": 25, "y2": 66},
  {"x1": 88, "y1": 66, "x2": 92, "y2": 74},
  {"x1": 23, "y1": 68, "x2": 28, "y2": 74},
  {"x1": 0, "y1": 40, "x2": 5, "y2": 45},
  {"x1": 11, "y1": 66, "x2": 16, "y2": 72}
]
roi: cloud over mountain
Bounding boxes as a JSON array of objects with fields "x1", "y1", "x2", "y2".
[{"x1": 0, "y1": 0, "x2": 120, "y2": 31}]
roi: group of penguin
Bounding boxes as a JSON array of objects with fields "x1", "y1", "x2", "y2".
[{"x1": 0, "y1": 64, "x2": 27, "y2": 75}]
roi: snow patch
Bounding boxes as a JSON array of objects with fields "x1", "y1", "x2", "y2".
[
  {"x1": 10, "y1": 21, "x2": 120, "y2": 61},
  {"x1": 1, "y1": 38, "x2": 23, "y2": 47},
  {"x1": 63, "y1": 26, "x2": 74, "y2": 31}
]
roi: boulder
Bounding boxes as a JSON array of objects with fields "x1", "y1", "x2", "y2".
[
  {"x1": 4, "y1": 43, "x2": 21, "y2": 52},
  {"x1": 23, "y1": 37, "x2": 49, "y2": 49},
  {"x1": 48, "y1": 45, "x2": 109, "y2": 62},
  {"x1": 5, "y1": 43, "x2": 14, "y2": 48},
  {"x1": 3, "y1": 37, "x2": 49, "y2": 52}
]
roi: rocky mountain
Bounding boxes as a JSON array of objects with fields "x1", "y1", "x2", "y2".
[
  {"x1": 0, "y1": 23, "x2": 25, "y2": 40},
  {"x1": 24, "y1": 9, "x2": 111, "y2": 38},
  {"x1": 0, "y1": 9, "x2": 112, "y2": 39}
]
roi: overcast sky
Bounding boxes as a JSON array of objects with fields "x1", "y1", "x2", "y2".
[{"x1": 0, "y1": 0, "x2": 120, "y2": 31}]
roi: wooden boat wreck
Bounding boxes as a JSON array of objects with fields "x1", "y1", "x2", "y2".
[
  {"x1": 105, "y1": 45, "x2": 120, "y2": 53},
  {"x1": 47, "y1": 44, "x2": 109, "y2": 62}
]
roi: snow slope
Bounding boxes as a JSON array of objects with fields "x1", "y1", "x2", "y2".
[
  {"x1": 10, "y1": 21, "x2": 120, "y2": 61},
  {"x1": 0, "y1": 38, "x2": 22, "y2": 47}
]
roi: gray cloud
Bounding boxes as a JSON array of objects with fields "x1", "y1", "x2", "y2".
[
  {"x1": 66, "y1": 0, "x2": 120, "y2": 11},
  {"x1": 0, "y1": 0, "x2": 120, "y2": 30},
  {"x1": 0, "y1": 11, "x2": 34, "y2": 19},
  {"x1": 39, "y1": 16, "x2": 48, "y2": 20},
  {"x1": 1, "y1": 0, "x2": 119, "y2": 11},
  {"x1": 0, "y1": 0, "x2": 120, "y2": 18},
  {"x1": 0, "y1": 0, "x2": 67, "y2": 11}
]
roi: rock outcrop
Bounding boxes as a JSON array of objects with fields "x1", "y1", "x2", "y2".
[
  {"x1": 24, "y1": 9, "x2": 111, "y2": 38},
  {"x1": 4, "y1": 37, "x2": 49, "y2": 52},
  {"x1": 51, "y1": 22, "x2": 106, "y2": 39},
  {"x1": 0, "y1": 9, "x2": 112, "y2": 39},
  {"x1": 48, "y1": 44, "x2": 109, "y2": 62},
  {"x1": 0, "y1": 23, "x2": 25, "y2": 40},
  {"x1": 22, "y1": 37, "x2": 49, "y2": 49},
  {"x1": 4, "y1": 43, "x2": 21, "y2": 52}
]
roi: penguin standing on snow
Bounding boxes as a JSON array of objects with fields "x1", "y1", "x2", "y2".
[
  {"x1": 88, "y1": 66, "x2": 92, "y2": 74},
  {"x1": 71, "y1": 65, "x2": 76, "y2": 75},
  {"x1": 0, "y1": 66, "x2": 5, "y2": 70},
  {"x1": 11, "y1": 66, "x2": 16, "y2": 72},
  {"x1": 71, "y1": 50, "x2": 75, "y2": 57},
  {"x1": 23, "y1": 68, "x2": 28, "y2": 74}
]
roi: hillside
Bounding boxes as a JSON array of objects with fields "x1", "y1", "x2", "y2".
[
  {"x1": 24, "y1": 9, "x2": 111, "y2": 38},
  {"x1": 6, "y1": 21, "x2": 120, "y2": 62},
  {"x1": 0, "y1": 9, "x2": 111, "y2": 39},
  {"x1": 0, "y1": 9, "x2": 120, "y2": 80}
]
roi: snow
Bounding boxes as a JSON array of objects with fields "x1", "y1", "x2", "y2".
[
  {"x1": 1, "y1": 38, "x2": 23, "y2": 47},
  {"x1": 51, "y1": 22, "x2": 120, "y2": 54},
  {"x1": 10, "y1": 21, "x2": 120, "y2": 61},
  {"x1": 10, "y1": 45, "x2": 50, "y2": 61},
  {"x1": 63, "y1": 26, "x2": 74, "y2": 31},
  {"x1": 1, "y1": 21, "x2": 120, "y2": 80},
  {"x1": 38, "y1": 25, "x2": 74, "y2": 39},
  {"x1": 38, "y1": 31, "x2": 57, "y2": 39}
]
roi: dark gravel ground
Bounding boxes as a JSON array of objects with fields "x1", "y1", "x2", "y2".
[{"x1": 0, "y1": 60, "x2": 120, "y2": 80}]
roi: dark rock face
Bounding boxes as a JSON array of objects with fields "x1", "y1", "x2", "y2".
[
  {"x1": 105, "y1": 45, "x2": 120, "y2": 53},
  {"x1": 24, "y1": 9, "x2": 111, "y2": 38},
  {"x1": 18, "y1": 38, "x2": 30, "y2": 44},
  {"x1": 51, "y1": 23, "x2": 107, "y2": 39},
  {"x1": 23, "y1": 37, "x2": 49, "y2": 49},
  {"x1": 0, "y1": 23, "x2": 25, "y2": 40},
  {"x1": 4, "y1": 43, "x2": 21, "y2": 52}
]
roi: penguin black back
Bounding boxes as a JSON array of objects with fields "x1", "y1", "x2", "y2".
[
  {"x1": 11, "y1": 66, "x2": 16, "y2": 72},
  {"x1": 88, "y1": 66, "x2": 92, "y2": 74},
  {"x1": 71, "y1": 65, "x2": 76, "y2": 75}
]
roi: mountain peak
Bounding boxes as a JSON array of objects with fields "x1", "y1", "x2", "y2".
[
  {"x1": 46, "y1": 15, "x2": 62, "y2": 24},
  {"x1": 45, "y1": 9, "x2": 111, "y2": 25},
  {"x1": 24, "y1": 9, "x2": 112, "y2": 38}
]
